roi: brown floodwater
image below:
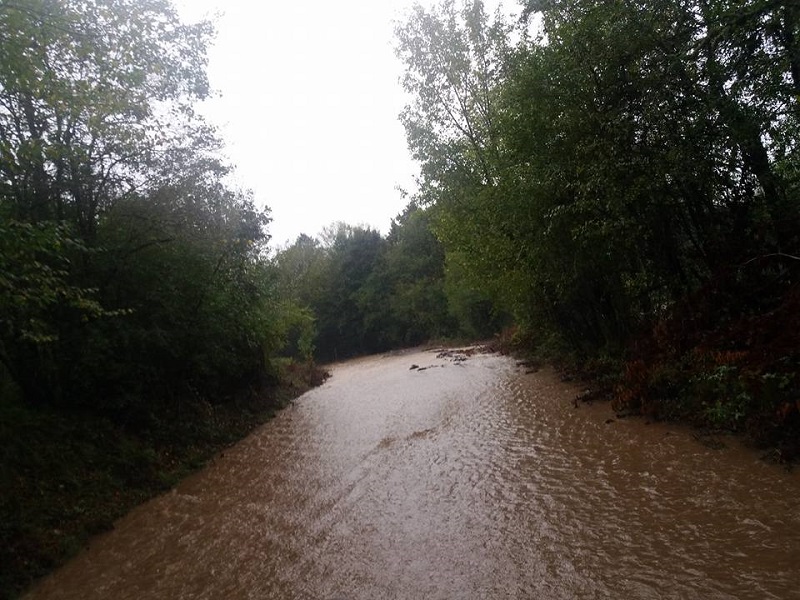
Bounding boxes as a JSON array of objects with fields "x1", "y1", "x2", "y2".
[{"x1": 25, "y1": 348, "x2": 800, "y2": 599}]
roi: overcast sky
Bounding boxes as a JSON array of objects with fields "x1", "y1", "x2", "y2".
[{"x1": 174, "y1": 0, "x2": 515, "y2": 247}]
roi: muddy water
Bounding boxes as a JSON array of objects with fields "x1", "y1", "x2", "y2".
[{"x1": 26, "y1": 349, "x2": 800, "y2": 599}]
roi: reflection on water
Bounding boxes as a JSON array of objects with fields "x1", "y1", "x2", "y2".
[{"x1": 26, "y1": 348, "x2": 800, "y2": 599}]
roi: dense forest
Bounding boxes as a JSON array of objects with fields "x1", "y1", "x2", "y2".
[
  {"x1": 1, "y1": 0, "x2": 798, "y2": 597},
  {"x1": 272, "y1": 211, "x2": 502, "y2": 364}
]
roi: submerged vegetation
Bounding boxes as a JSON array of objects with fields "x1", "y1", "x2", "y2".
[{"x1": 1, "y1": 0, "x2": 798, "y2": 597}]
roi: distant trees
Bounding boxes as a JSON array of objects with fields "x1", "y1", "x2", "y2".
[
  {"x1": 272, "y1": 204, "x2": 501, "y2": 362},
  {"x1": 314, "y1": 223, "x2": 387, "y2": 359},
  {"x1": 380, "y1": 205, "x2": 454, "y2": 345}
]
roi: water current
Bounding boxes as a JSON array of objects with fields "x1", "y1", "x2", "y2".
[{"x1": 25, "y1": 348, "x2": 800, "y2": 599}]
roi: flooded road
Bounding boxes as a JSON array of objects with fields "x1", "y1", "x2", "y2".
[{"x1": 26, "y1": 348, "x2": 800, "y2": 599}]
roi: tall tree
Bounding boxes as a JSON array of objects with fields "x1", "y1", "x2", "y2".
[
  {"x1": 0, "y1": 0, "x2": 213, "y2": 237},
  {"x1": 0, "y1": 0, "x2": 283, "y2": 409},
  {"x1": 316, "y1": 224, "x2": 387, "y2": 360},
  {"x1": 395, "y1": 1, "x2": 522, "y2": 320},
  {"x1": 332, "y1": 204, "x2": 460, "y2": 349},
  {"x1": 396, "y1": 0, "x2": 510, "y2": 190},
  {"x1": 398, "y1": 0, "x2": 799, "y2": 354}
]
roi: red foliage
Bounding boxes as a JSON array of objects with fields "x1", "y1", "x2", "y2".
[{"x1": 615, "y1": 262, "x2": 799, "y2": 453}]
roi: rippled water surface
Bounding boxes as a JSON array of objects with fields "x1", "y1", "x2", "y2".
[{"x1": 26, "y1": 349, "x2": 800, "y2": 599}]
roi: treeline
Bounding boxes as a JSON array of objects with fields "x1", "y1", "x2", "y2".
[
  {"x1": 272, "y1": 206, "x2": 502, "y2": 363},
  {"x1": 395, "y1": 0, "x2": 799, "y2": 451}
]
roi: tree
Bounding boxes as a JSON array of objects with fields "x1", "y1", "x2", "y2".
[
  {"x1": 0, "y1": 216, "x2": 109, "y2": 403},
  {"x1": 396, "y1": 0, "x2": 510, "y2": 191},
  {"x1": 0, "y1": 0, "x2": 213, "y2": 238},
  {"x1": 274, "y1": 234, "x2": 329, "y2": 309},
  {"x1": 505, "y1": 0, "x2": 799, "y2": 349},
  {"x1": 316, "y1": 225, "x2": 387, "y2": 360},
  {"x1": 0, "y1": 0, "x2": 285, "y2": 412},
  {"x1": 272, "y1": 208, "x2": 468, "y2": 361},
  {"x1": 381, "y1": 204, "x2": 456, "y2": 344},
  {"x1": 84, "y1": 176, "x2": 276, "y2": 406},
  {"x1": 398, "y1": 0, "x2": 799, "y2": 355},
  {"x1": 395, "y1": 1, "x2": 522, "y2": 324}
]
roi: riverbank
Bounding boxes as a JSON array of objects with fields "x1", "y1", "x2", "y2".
[
  {"x1": 0, "y1": 361, "x2": 328, "y2": 600},
  {"x1": 493, "y1": 312, "x2": 800, "y2": 466}
]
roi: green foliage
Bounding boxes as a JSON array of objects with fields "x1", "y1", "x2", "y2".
[
  {"x1": 0, "y1": 0, "x2": 214, "y2": 235},
  {"x1": 396, "y1": 0, "x2": 800, "y2": 355},
  {"x1": 273, "y1": 233, "x2": 328, "y2": 309},
  {"x1": 0, "y1": 218, "x2": 122, "y2": 403},
  {"x1": 0, "y1": 220, "x2": 102, "y2": 342},
  {"x1": 272, "y1": 205, "x2": 482, "y2": 362},
  {"x1": 395, "y1": 0, "x2": 516, "y2": 315},
  {"x1": 692, "y1": 365, "x2": 753, "y2": 430},
  {"x1": 382, "y1": 205, "x2": 458, "y2": 344},
  {"x1": 274, "y1": 301, "x2": 317, "y2": 363},
  {"x1": 443, "y1": 250, "x2": 505, "y2": 339},
  {"x1": 313, "y1": 224, "x2": 388, "y2": 360},
  {"x1": 0, "y1": 0, "x2": 284, "y2": 415},
  {"x1": 83, "y1": 181, "x2": 277, "y2": 405}
]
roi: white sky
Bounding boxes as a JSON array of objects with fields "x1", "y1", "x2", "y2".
[{"x1": 175, "y1": 0, "x2": 517, "y2": 247}]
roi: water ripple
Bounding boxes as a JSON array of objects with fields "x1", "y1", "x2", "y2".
[{"x1": 26, "y1": 349, "x2": 800, "y2": 600}]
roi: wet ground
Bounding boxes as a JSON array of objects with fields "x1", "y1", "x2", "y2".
[{"x1": 25, "y1": 348, "x2": 800, "y2": 599}]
